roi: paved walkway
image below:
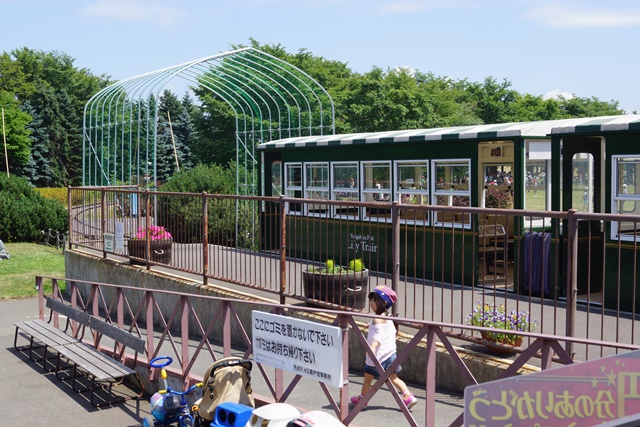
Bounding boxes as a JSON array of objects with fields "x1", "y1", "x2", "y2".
[{"x1": 2, "y1": 297, "x2": 465, "y2": 427}]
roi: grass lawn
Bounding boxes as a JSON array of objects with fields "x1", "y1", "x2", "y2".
[{"x1": 0, "y1": 243, "x2": 65, "y2": 300}]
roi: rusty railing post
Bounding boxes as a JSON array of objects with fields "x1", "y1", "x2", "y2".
[
  {"x1": 339, "y1": 313, "x2": 350, "y2": 423},
  {"x1": 67, "y1": 186, "x2": 73, "y2": 251},
  {"x1": 565, "y1": 209, "x2": 578, "y2": 358},
  {"x1": 145, "y1": 190, "x2": 151, "y2": 269},
  {"x1": 145, "y1": 290, "x2": 154, "y2": 360},
  {"x1": 279, "y1": 196, "x2": 287, "y2": 305},
  {"x1": 202, "y1": 192, "x2": 209, "y2": 285},
  {"x1": 391, "y1": 201, "x2": 400, "y2": 316},
  {"x1": 101, "y1": 187, "x2": 107, "y2": 258}
]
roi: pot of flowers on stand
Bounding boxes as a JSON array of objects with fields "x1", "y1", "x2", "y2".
[
  {"x1": 127, "y1": 225, "x2": 173, "y2": 265},
  {"x1": 466, "y1": 299, "x2": 537, "y2": 356},
  {"x1": 302, "y1": 259, "x2": 368, "y2": 309}
]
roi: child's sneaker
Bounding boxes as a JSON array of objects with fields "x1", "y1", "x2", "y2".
[
  {"x1": 403, "y1": 393, "x2": 418, "y2": 410},
  {"x1": 350, "y1": 394, "x2": 365, "y2": 406}
]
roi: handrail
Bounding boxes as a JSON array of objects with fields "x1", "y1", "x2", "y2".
[
  {"x1": 66, "y1": 186, "x2": 640, "y2": 363},
  {"x1": 35, "y1": 275, "x2": 640, "y2": 426}
]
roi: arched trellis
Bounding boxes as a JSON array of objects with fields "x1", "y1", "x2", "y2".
[{"x1": 82, "y1": 47, "x2": 335, "y2": 194}]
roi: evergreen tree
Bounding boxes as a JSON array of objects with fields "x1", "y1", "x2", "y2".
[
  {"x1": 155, "y1": 114, "x2": 175, "y2": 185},
  {"x1": 30, "y1": 83, "x2": 77, "y2": 187},
  {"x1": 14, "y1": 101, "x2": 51, "y2": 185}
]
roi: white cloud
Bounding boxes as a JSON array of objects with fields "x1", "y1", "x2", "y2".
[
  {"x1": 79, "y1": 0, "x2": 185, "y2": 26},
  {"x1": 543, "y1": 89, "x2": 574, "y2": 100},
  {"x1": 527, "y1": 4, "x2": 640, "y2": 28}
]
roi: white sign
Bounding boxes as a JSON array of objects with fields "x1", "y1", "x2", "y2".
[
  {"x1": 115, "y1": 222, "x2": 124, "y2": 251},
  {"x1": 104, "y1": 233, "x2": 115, "y2": 252},
  {"x1": 252, "y1": 311, "x2": 343, "y2": 388}
]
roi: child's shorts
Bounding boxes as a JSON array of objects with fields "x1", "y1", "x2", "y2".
[{"x1": 364, "y1": 353, "x2": 402, "y2": 379}]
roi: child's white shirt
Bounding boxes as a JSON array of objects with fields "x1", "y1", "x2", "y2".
[{"x1": 365, "y1": 317, "x2": 397, "y2": 366}]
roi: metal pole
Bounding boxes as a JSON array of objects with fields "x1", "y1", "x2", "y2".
[
  {"x1": 279, "y1": 196, "x2": 287, "y2": 305},
  {"x1": 391, "y1": 201, "x2": 400, "y2": 317},
  {"x1": 2, "y1": 108, "x2": 9, "y2": 177},
  {"x1": 167, "y1": 111, "x2": 180, "y2": 172},
  {"x1": 565, "y1": 209, "x2": 578, "y2": 359}
]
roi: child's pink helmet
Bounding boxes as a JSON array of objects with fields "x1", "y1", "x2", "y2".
[{"x1": 368, "y1": 286, "x2": 397, "y2": 309}]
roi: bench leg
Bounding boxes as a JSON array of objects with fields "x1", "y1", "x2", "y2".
[
  {"x1": 54, "y1": 353, "x2": 75, "y2": 380},
  {"x1": 14, "y1": 329, "x2": 56, "y2": 371},
  {"x1": 89, "y1": 373, "x2": 145, "y2": 407}
]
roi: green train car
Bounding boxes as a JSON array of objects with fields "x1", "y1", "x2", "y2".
[{"x1": 258, "y1": 115, "x2": 640, "y2": 311}]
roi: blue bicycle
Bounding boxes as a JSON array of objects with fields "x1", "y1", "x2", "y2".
[{"x1": 142, "y1": 356, "x2": 203, "y2": 427}]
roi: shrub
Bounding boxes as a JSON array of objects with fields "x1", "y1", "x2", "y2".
[
  {"x1": 161, "y1": 163, "x2": 235, "y2": 194},
  {"x1": 0, "y1": 175, "x2": 67, "y2": 242},
  {"x1": 158, "y1": 163, "x2": 259, "y2": 249}
]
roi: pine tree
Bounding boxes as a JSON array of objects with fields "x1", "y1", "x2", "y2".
[{"x1": 15, "y1": 101, "x2": 52, "y2": 186}]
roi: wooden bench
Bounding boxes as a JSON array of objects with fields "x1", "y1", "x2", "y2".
[{"x1": 14, "y1": 297, "x2": 145, "y2": 407}]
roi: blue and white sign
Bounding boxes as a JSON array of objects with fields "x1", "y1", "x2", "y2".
[{"x1": 252, "y1": 311, "x2": 343, "y2": 387}]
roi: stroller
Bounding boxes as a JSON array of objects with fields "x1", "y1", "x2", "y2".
[{"x1": 193, "y1": 357, "x2": 255, "y2": 426}]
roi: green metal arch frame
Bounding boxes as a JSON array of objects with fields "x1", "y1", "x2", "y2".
[{"x1": 82, "y1": 47, "x2": 335, "y2": 193}]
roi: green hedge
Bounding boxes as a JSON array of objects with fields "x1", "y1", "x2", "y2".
[
  {"x1": 159, "y1": 164, "x2": 258, "y2": 249},
  {"x1": 0, "y1": 176, "x2": 67, "y2": 242}
]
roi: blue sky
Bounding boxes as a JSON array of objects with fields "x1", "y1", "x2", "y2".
[{"x1": 3, "y1": 0, "x2": 640, "y2": 115}]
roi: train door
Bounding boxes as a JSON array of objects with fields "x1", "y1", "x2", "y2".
[
  {"x1": 561, "y1": 136, "x2": 604, "y2": 294},
  {"x1": 478, "y1": 141, "x2": 515, "y2": 285}
]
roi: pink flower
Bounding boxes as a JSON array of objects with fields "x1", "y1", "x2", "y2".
[{"x1": 133, "y1": 225, "x2": 172, "y2": 241}]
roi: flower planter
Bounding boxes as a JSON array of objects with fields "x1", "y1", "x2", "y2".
[
  {"x1": 302, "y1": 269, "x2": 368, "y2": 309},
  {"x1": 127, "y1": 239, "x2": 172, "y2": 265},
  {"x1": 480, "y1": 331, "x2": 523, "y2": 356}
]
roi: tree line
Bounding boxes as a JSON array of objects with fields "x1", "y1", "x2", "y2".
[{"x1": 0, "y1": 40, "x2": 625, "y2": 187}]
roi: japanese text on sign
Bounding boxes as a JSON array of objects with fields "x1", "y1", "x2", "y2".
[
  {"x1": 252, "y1": 311, "x2": 343, "y2": 387},
  {"x1": 464, "y1": 350, "x2": 640, "y2": 426}
]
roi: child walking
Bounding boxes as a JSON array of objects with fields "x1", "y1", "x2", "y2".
[{"x1": 350, "y1": 286, "x2": 418, "y2": 410}]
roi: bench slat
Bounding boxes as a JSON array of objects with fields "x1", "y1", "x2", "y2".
[
  {"x1": 54, "y1": 343, "x2": 135, "y2": 380},
  {"x1": 88, "y1": 316, "x2": 146, "y2": 354},
  {"x1": 14, "y1": 319, "x2": 80, "y2": 347}
]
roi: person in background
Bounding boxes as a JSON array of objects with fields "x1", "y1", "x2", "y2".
[
  {"x1": 583, "y1": 187, "x2": 590, "y2": 212},
  {"x1": 350, "y1": 286, "x2": 418, "y2": 410}
]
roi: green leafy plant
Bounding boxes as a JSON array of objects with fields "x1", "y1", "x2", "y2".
[
  {"x1": 308, "y1": 258, "x2": 365, "y2": 274},
  {"x1": 466, "y1": 299, "x2": 537, "y2": 345}
]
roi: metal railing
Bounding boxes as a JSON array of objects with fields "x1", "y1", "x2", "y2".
[
  {"x1": 67, "y1": 186, "x2": 640, "y2": 362},
  {"x1": 36, "y1": 276, "x2": 639, "y2": 427}
]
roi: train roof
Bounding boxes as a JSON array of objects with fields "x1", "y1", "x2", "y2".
[{"x1": 258, "y1": 115, "x2": 640, "y2": 150}]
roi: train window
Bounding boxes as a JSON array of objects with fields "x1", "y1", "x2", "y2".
[
  {"x1": 395, "y1": 161, "x2": 429, "y2": 223},
  {"x1": 612, "y1": 156, "x2": 640, "y2": 240},
  {"x1": 271, "y1": 160, "x2": 282, "y2": 196},
  {"x1": 362, "y1": 161, "x2": 391, "y2": 221},
  {"x1": 482, "y1": 164, "x2": 514, "y2": 209},
  {"x1": 525, "y1": 140, "x2": 551, "y2": 212},
  {"x1": 285, "y1": 163, "x2": 302, "y2": 215},
  {"x1": 433, "y1": 160, "x2": 471, "y2": 227},
  {"x1": 332, "y1": 162, "x2": 359, "y2": 218},
  {"x1": 305, "y1": 163, "x2": 329, "y2": 216}
]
